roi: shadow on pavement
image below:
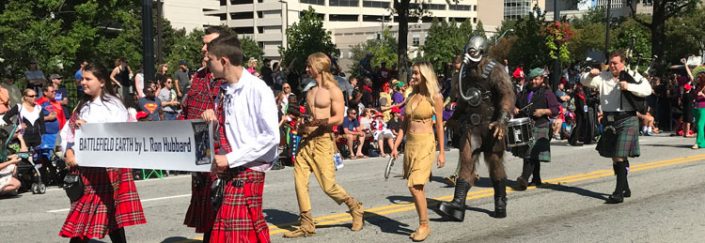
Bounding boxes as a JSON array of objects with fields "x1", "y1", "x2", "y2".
[
  {"x1": 263, "y1": 209, "x2": 299, "y2": 231},
  {"x1": 538, "y1": 183, "x2": 610, "y2": 201},
  {"x1": 363, "y1": 211, "x2": 414, "y2": 236},
  {"x1": 386, "y1": 195, "x2": 413, "y2": 204}
]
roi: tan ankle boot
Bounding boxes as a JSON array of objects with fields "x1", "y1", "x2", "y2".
[
  {"x1": 410, "y1": 219, "x2": 431, "y2": 242},
  {"x1": 282, "y1": 211, "x2": 315, "y2": 238},
  {"x1": 344, "y1": 197, "x2": 364, "y2": 231}
]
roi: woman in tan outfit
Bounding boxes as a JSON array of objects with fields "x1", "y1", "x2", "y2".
[{"x1": 392, "y1": 61, "x2": 446, "y2": 241}]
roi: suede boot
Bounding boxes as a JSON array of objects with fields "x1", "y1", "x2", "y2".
[
  {"x1": 344, "y1": 197, "x2": 364, "y2": 231},
  {"x1": 283, "y1": 211, "x2": 315, "y2": 238},
  {"x1": 515, "y1": 159, "x2": 534, "y2": 191},
  {"x1": 439, "y1": 178, "x2": 471, "y2": 221}
]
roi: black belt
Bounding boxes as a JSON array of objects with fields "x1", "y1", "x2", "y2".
[{"x1": 604, "y1": 111, "x2": 636, "y2": 121}]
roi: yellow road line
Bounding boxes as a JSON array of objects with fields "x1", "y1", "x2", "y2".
[{"x1": 265, "y1": 153, "x2": 705, "y2": 236}]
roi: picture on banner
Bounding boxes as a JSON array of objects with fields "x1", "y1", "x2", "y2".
[{"x1": 193, "y1": 121, "x2": 212, "y2": 165}]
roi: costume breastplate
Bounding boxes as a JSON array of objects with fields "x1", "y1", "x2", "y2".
[{"x1": 457, "y1": 60, "x2": 497, "y2": 126}]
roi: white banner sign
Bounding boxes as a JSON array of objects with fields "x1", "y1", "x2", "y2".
[{"x1": 75, "y1": 120, "x2": 214, "y2": 172}]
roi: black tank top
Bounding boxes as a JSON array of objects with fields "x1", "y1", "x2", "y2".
[{"x1": 117, "y1": 67, "x2": 131, "y2": 86}]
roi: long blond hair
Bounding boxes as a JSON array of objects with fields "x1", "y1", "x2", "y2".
[
  {"x1": 411, "y1": 61, "x2": 440, "y2": 106},
  {"x1": 307, "y1": 52, "x2": 338, "y2": 89}
]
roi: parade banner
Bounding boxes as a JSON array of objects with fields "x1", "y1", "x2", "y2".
[{"x1": 74, "y1": 120, "x2": 214, "y2": 172}]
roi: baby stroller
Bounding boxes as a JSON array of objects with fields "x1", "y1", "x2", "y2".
[
  {"x1": 35, "y1": 133, "x2": 66, "y2": 187},
  {"x1": 1, "y1": 124, "x2": 47, "y2": 194}
]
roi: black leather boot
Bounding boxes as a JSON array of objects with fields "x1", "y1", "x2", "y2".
[
  {"x1": 439, "y1": 178, "x2": 471, "y2": 221},
  {"x1": 493, "y1": 179, "x2": 507, "y2": 218},
  {"x1": 607, "y1": 162, "x2": 627, "y2": 204}
]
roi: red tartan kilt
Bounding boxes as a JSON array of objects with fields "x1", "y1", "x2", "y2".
[
  {"x1": 184, "y1": 172, "x2": 218, "y2": 233},
  {"x1": 210, "y1": 169, "x2": 270, "y2": 243},
  {"x1": 60, "y1": 167, "x2": 146, "y2": 239}
]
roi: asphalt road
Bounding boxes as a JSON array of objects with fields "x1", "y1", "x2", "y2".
[{"x1": 1, "y1": 134, "x2": 705, "y2": 243}]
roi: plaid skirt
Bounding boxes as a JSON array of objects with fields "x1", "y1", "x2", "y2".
[
  {"x1": 60, "y1": 167, "x2": 146, "y2": 239},
  {"x1": 210, "y1": 168, "x2": 269, "y2": 243},
  {"x1": 597, "y1": 116, "x2": 640, "y2": 158},
  {"x1": 511, "y1": 122, "x2": 552, "y2": 162},
  {"x1": 184, "y1": 172, "x2": 218, "y2": 233}
]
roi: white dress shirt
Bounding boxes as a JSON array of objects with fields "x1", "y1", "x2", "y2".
[
  {"x1": 580, "y1": 69, "x2": 652, "y2": 113},
  {"x1": 60, "y1": 95, "x2": 128, "y2": 153},
  {"x1": 220, "y1": 70, "x2": 279, "y2": 172}
]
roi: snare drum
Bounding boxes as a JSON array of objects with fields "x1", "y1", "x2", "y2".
[{"x1": 505, "y1": 117, "x2": 534, "y2": 148}]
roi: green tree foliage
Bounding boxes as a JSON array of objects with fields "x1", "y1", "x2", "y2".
[
  {"x1": 472, "y1": 20, "x2": 487, "y2": 40},
  {"x1": 279, "y1": 6, "x2": 337, "y2": 74},
  {"x1": 164, "y1": 29, "x2": 205, "y2": 73},
  {"x1": 349, "y1": 28, "x2": 398, "y2": 77},
  {"x1": 421, "y1": 18, "x2": 476, "y2": 73},
  {"x1": 507, "y1": 11, "x2": 550, "y2": 69},
  {"x1": 663, "y1": 5, "x2": 705, "y2": 64},
  {"x1": 626, "y1": 0, "x2": 701, "y2": 72},
  {"x1": 241, "y1": 36, "x2": 265, "y2": 64}
]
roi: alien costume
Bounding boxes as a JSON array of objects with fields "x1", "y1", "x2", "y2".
[{"x1": 439, "y1": 36, "x2": 516, "y2": 221}]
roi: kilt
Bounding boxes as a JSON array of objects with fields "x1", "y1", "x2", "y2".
[
  {"x1": 597, "y1": 116, "x2": 640, "y2": 158},
  {"x1": 60, "y1": 167, "x2": 146, "y2": 239},
  {"x1": 210, "y1": 168, "x2": 269, "y2": 243},
  {"x1": 511, "y1": 122, "x2": 552, "y2": 162},
  {"x1": 184, "y1": 172, "x2": 218, "y2": 233}
]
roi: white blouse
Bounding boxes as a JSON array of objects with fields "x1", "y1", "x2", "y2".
[{"x1": 60, "y1": 95, "x2": 127, "y2": 153}]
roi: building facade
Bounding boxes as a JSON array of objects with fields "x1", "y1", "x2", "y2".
[
  {"x1": 202, "y1": 0, "x2": 490, "y2": 60},
  {"x1": 161, "y1": 0, "x2": 221, "y2": 32}
]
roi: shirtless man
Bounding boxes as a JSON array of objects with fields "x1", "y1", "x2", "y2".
[{"x1": 283, "y1": 52, "x2": 365, "y2": 238}]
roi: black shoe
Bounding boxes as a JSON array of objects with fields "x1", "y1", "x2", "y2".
[
  {"x1": 494, "y1": 196, "x2": 507, "y2": 218},
  {"x1": 529, "y1": 178, "x2": 543, "y2": 187},
  {"x1": 606, "y1": 193, "x2": 624, "y2": 204},
  {"x1": 623, "y1": 188, "x2": 631, "y2": 198},
  {"x1": 514, "y1": 176, "x2": 528, "y2": 191},
  {"x1": 439, "y1": 179, "x2": 471, "y2": 221}
]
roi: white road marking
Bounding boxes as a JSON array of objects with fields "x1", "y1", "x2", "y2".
[{"x1": 46, "y1": 193, "x2": 192, "y2": 213}]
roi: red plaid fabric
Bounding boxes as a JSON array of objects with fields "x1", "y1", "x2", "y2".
[
  {"x1": 183, "y1": 69, "x2": 222, "y2": 231},
  {"x1": 181, "y1": 69, "x2": 220, "y2": 120},
  {"x1": 209, "y1": 169, "x2": 269, "y2": 243},
  {"x1": 60, "y1": 110, "x2": 145, "y2": 239},
  {"x1": 59, "y1": 167, "x2": 146, "y2": 239}
]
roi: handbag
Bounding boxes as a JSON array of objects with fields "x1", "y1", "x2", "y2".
[
  {"x1": 62, "y1": 172, "x2": 84, "y2": 202},
  {"x1": 210, "y1": 178, "x2": 225, "y2": 209}
]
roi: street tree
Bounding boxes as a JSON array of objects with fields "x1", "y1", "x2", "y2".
[
  {"x1": 627, "y1": 0, "x2": 701, "y2": 71},
  {"x1": 392, "y1": 0, "x2": 465, "y2": 82},
  {"x1": 279, "y1": 6, "x2": 337, "y2": 75},
  {"x1": 349, "y1": 28, "x2": 398, "y2": 78},
  {"x1": 422, "y1": 18, "x2": 472, "y2": 73}
]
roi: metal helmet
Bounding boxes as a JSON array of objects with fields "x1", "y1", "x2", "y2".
[{"x1": 467, "y1": 35, "x2": 487, "y2": 63}]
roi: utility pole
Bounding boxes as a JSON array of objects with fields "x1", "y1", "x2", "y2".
[
  {"x1": 142, "y1": 0, "x2": 155, "y2": 82},
  {"x1": 552, "y1": 0, "x2": 561, "y2": 90},
  {"x1": 156, "y1": 0, "x2": 163, "y2": 64},
  {"x1": 605, "y1": 0, "x2": 612, "y2": 60}
]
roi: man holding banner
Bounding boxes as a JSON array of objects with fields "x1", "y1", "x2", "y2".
[
  {"x1": 201, "y1": 34, "x2": 279, "y2": 242},
  {"x1": 182, "y1": 26, "x2": 234, "y2": 242}
]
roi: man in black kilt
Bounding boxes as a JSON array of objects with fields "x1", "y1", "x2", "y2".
[
  {"x1": 440, "y1": 35, "x2": 515, "y2": 220},
  {"x1": 581, "y1": 50, "x2": 652, "y2": 203}
]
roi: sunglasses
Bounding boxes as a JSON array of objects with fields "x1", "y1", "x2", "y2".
[{"x1": 26, "y1": 95, "x2": 36, "y2": 98}]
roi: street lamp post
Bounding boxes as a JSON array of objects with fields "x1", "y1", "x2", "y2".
[
  {"x1": 494, "y1": 28, "x2": 514, "y2": 45},
  {"x1": 142, "y1": 0, "x2": 155, "y2": 82},
  {"x1": 279, "y1": 0, "x2": 289, "y2": 49}
]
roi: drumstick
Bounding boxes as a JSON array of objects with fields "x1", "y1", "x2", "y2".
[{"x1": 519, "y1": 102, "x2": 534, "y2": 112}]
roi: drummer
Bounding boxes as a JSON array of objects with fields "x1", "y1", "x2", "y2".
[{"x1": 511, "y1": 68, "x2": 561, "y2": 190}]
